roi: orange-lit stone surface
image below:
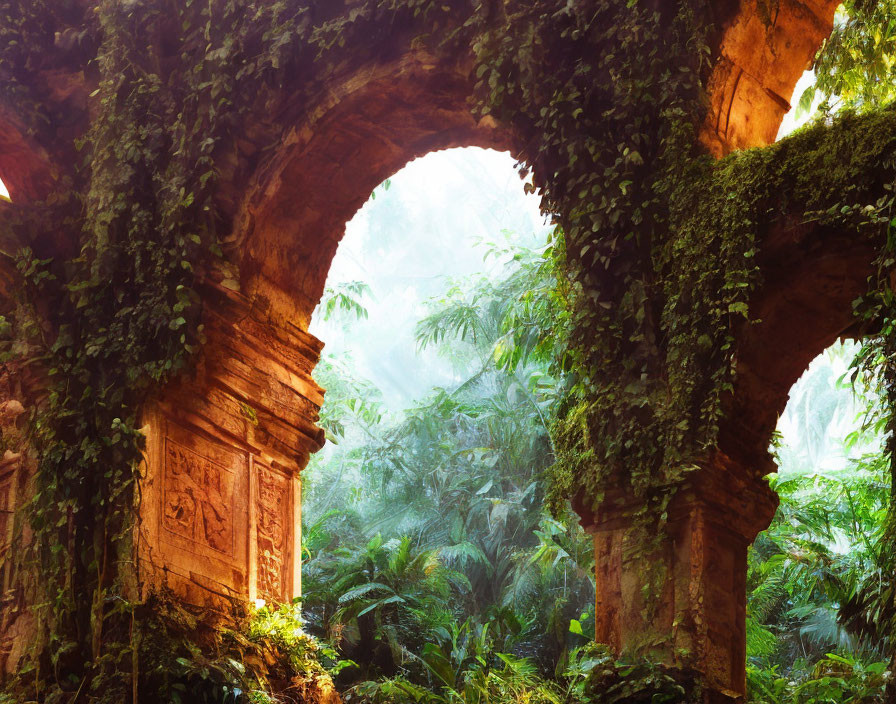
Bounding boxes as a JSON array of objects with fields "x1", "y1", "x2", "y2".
[
  {"x1": 579, "y1": 451, "x2": 779, "y2": 701},
  {"x1": 139, "y1": 283, "x2": 321, "y2": 608},
  {"x1": 703, "y1": 0, "x2": 840, "y2": 155}
]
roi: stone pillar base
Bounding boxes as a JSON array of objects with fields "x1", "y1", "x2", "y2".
[
  {"x1": 578, "y1": 451, "x2": 778, "y2": 701},
  {"x1": 137, "y1": 282, "x2": 325, "y2": 609}
]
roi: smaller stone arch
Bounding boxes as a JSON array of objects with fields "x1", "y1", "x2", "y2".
[{"x1": 723, "y1": 220, "x2": 877, "y2": 472}]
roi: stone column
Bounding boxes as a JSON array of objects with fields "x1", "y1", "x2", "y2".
[
  {"x1": 0, "y1": 361, "x2": 40, "y2": 673},
  {"x1": 138, "y1": 282, "x2": 325, "y2": 608},
  {"x1": 577, "y1": 451, "x2": 778, "y2": 702}
]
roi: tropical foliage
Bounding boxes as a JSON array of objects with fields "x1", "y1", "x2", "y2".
[
  {"x1": 745, "y1": 344, "x2": 891, "y2": 702},
  {"x1": 807, "y1": 1, "x2": 896, "y2": 113},
  {"x1": 302, "y1": 231, "x2": 595, "y2": 698}
]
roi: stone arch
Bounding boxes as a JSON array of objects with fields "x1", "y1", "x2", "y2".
[
  {"x1": 225, "y1": 0, "x2": 845, "y2": 330},
  {"x1": 227, "y1": 49, "x2": 517, "y2": 329},
  {"x1": 138, "y1": 46, "x2": 523, "y2": 612}
]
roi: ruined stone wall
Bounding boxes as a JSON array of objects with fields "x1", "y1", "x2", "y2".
[{"x1": 703, "y1": 0, "x2": 839, "y2": 154}]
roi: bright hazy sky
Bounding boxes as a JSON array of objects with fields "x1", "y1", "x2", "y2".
[{"x1": 309, "y1": 147, "x2": 551, "y2": 410}]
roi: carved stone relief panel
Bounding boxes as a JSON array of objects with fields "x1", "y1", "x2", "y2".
[
  {"x1": 255, "y1": 464, "x2": 290, "y2": 602},
  {"x1": 157, "y1": 420, "x2": 249, "y2": 597},
  {"x1": 163, "y1": 438, "x2": 235, "y2": 556},
  {"x1": 0, "y1": 462, "x2": 15, "y2": 594}
]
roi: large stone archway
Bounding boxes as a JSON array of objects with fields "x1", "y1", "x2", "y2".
[
  {"x1": 0, "y1": 0, "x2": 873, "y2": 700},
  {"x1": 134, "y1": 46, "x2": 518, "y2": 609}
]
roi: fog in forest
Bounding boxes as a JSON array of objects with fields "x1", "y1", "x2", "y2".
[{"x1": 309, "y1": 148, "x2": 551, "y2": 412}]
